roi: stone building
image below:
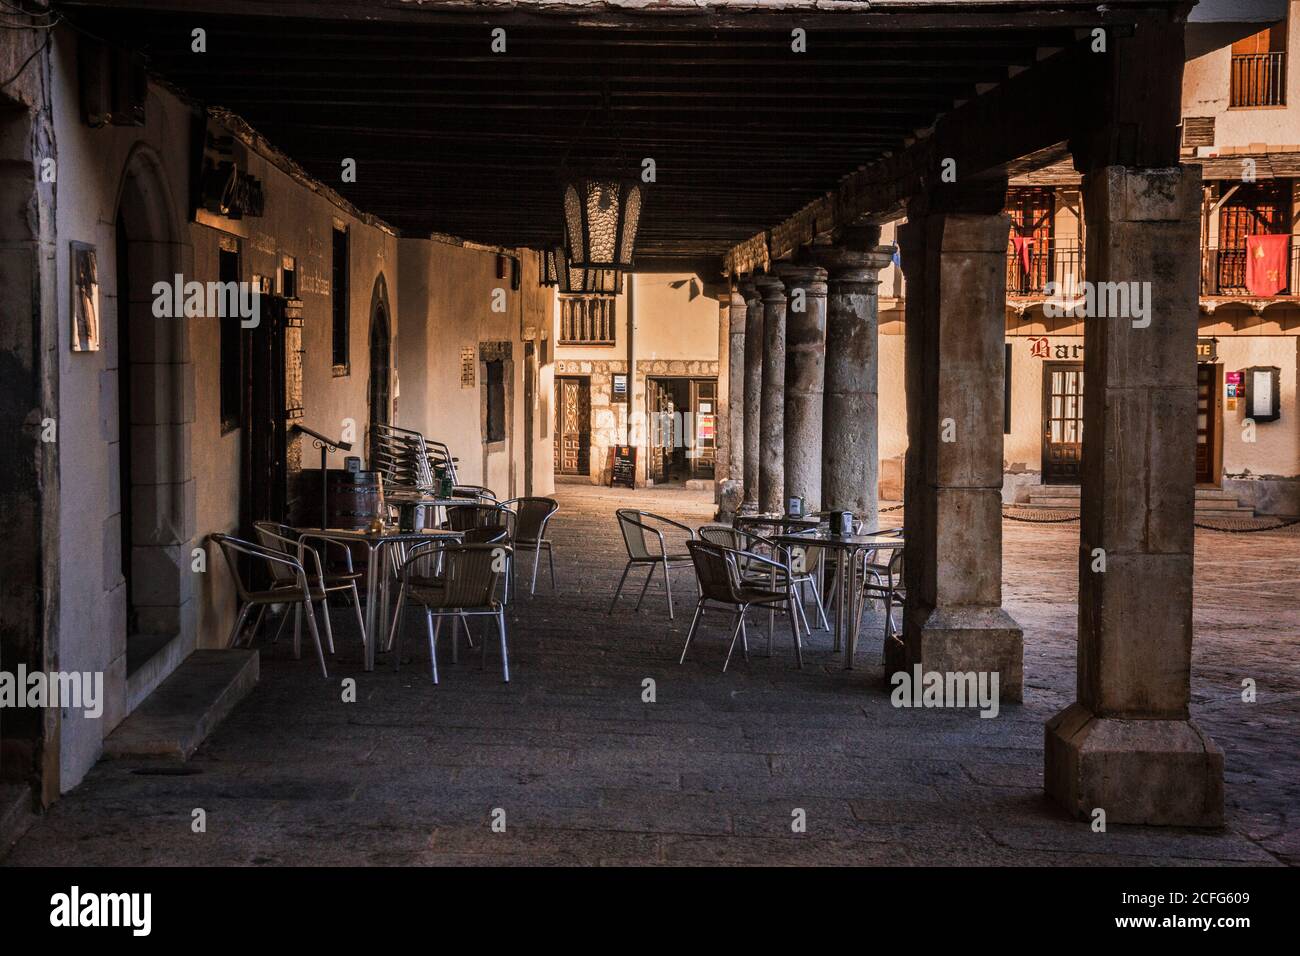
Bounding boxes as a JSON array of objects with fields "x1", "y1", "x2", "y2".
[{"x1": 1, "y1": 0, "x2": 1238, "y2": 836}]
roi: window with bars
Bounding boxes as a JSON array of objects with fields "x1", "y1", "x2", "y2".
[{"x1": 559, "y1": 296, "x2": 616, "y2": 345}]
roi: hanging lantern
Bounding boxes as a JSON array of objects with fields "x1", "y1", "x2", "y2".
[
  {"x1": 545, "y1": 245, "x2": 623, "y2": 296},
  {"x1": 561, "y1": 176, "x2": 645, "y2": 271}
]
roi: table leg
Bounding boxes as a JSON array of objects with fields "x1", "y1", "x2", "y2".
[
  {"x1": 845, "y1": 549, "x2": 863, "y2": 670},
  {"x1": 832, "y1": 551, "x2": 845, "y2": 654},
  {"x1": 364, "y1": 543, "x2": 380, "y2": 672}
]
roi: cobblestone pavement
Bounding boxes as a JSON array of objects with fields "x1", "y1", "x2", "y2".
[{"x1": 6, "y1": 485, "x2": 1298, "y2": 866}]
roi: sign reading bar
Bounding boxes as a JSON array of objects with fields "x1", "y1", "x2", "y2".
[{"x1": 1025, "y1": 336, "x2": 1220, "y2": 362}]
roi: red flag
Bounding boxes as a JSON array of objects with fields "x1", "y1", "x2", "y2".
[
  {"x1": 1011, "y1": 236, "x2": 1035, "y2": 274},
  {"x1": 1245, "y1": 234, "x2": 1289, "y2": 296}
]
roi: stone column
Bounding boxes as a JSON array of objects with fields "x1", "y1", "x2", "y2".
[
  {"x1": 887, "y1": 191, "x2": 1023, "y2": 703},
  {"x1": 1044, "y1": 165, "x2": 1223, "y2": 826},
  {"x1": 774, "y1": 263, "x2": 828, "y2": 512},
  {"x1": 810, "y1": 228, "x2": 895, "y2": 527},
  {"x1": 740, "y1": 281, "x2": 763, "y2": 512},
  {"x1": 754, "y1": 273, "x2": 786, "y2": 513},
  {"x1": 718, "y1": 289, "x2": 747, "y2": 516}
]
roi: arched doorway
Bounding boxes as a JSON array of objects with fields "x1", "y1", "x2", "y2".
[
  {"x1": 367, "y1": 275, "x2": 392, "y2": 467},
  {"x1": 114, "y1": 146, "x2": 195, "y2": 671}
]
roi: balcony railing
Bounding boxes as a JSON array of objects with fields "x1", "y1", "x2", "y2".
[
  {"x1": 1231, "y1": 51, "x2": 1286, "y2": 107},
  {"x1": 1005, "y1": 237, "x2": 1084, "y2": 297},
  {"x1": 1202, "y1": 239, "x2": 1300, "y2": 296}
]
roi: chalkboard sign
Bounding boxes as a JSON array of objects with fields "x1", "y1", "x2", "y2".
[{"x1": 609, "y1": 445, "x2": 637, "y2": 488}]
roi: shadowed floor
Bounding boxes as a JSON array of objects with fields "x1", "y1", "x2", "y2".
[{"x1": 5, "y1": 484, "x2": 1298, "y2": 866}]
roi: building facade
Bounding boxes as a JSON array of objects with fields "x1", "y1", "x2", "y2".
[
  {"x1": 552, "y1": 273, "x2": 722, "y2": 487},
  {"x1": 869, "y1": 3, "x2": 1300, "y2": 515}
]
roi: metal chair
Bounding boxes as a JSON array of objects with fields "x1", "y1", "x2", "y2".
[
  {"x1": 679, "y1": 540, "x2": 803, "y2": 671},
  {"x1": 500, "y1": 497, "x2": 559, "y2": 595},
  {"x1": 394, "y1": 542, "x2": 513, "y2": 683},
  {"x1": 384, "y1": 525, "x2": 507, "y2": 652},
  {"x1": 210, "y1": 533, "x2": 330, "y2": 677},
  {"x1": 254, "y1": 521, "x2": 367, "y2": 654},
  {"x1": 609, "y1": 509, "x2": 696, "y2": 619},
  {"x1": 371, "y1": 422, "x2": 436, "y2": 492},
  {"x1": 861, "y1": 528, "x2": 905, "y2": 657},
  {"x1": 699, "y1": 524, "x2": 828, "y2": 638}
]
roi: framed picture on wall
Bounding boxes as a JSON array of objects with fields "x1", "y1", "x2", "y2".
[{"x1": 70, "y1": 241, "x2": 100, "y2": 352}]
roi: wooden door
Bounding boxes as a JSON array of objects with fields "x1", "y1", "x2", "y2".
[
  {"x1": 553, "y1": 375, "x2": 590, "y2": 476},
  {"x1": 1041, "y1": 362, "x2": 1083, "y2": 485},
  {"x1": 242, "y1": 293, "x2": 288, "y2": 534},
  {"x1": 690, "y1": 378, "x2": 717, "y2": 479},
  {"x1": 1196, "y1": 363, "x2": 1218, "y2": 484},
  {"x1": 647, "y1": 380, "x2": 672, "y2": 483}
]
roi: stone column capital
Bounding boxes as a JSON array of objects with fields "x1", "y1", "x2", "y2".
[
  {"x1": 773, "y1": 262, "x2": 827, "y2": 295},
  {"x1": 807, "y1": 245, "x2": 895, "y2": 284},
  {"x1": 753, "y1": 272, "x2": 786, "y2": 302},
  {"x1": 737, "y1": 277, "x2": 761, "y2": 302}
]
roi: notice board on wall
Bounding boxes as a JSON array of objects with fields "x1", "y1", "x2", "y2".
[{"x1": 609, "y1": 445, "x2": 637, "y2": 489}]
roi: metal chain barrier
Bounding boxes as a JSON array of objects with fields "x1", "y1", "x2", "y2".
[{"x1": 997, "y1": 505, "x2": 1300, "y2": 533}]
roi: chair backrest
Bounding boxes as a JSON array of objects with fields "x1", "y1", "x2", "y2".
[
  {"x1": 452, "y1": 485, "x2": 497, "y2": 502},
  {"x1": 698, "y1": 524, "x2": 741, "y2": 550},
  {"x1": 408, "y1": 543, "x2": 509, "y2": 609},
  {"x1": 371, "y1": 422, "x2": 435, "y2": 490},
  {"x1": 253, "y1": 523, "x2": 303, "y2": 586},
  {"x1": 615, "y1": 509, "x2": 655, "y2": 561},
  {"x1": 212, "y1": 532, "x2": 305, "y2": 601},
  {"x1": 507, "y1": 497, "x2": 558, "y2": 543},
  {"x1": 444, "y1": 502, "x2": 512, "y2": 534},
  {"x1": 463, "y1": 526, "x2": 510, "y2": 545},
  {"x1": 702, "y1": 524, "x2": 786, "y2": 574},
  {"x1": 686, "y1": 540, "x2": 743, "y2": 604},
  {"x1": 427, "y1": 438, "x2": 458, "y2": 485}
]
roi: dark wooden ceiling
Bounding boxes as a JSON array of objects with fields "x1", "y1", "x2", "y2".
[{"x1": 60, "y1": 2, "x2": 1181, "y2": 262}]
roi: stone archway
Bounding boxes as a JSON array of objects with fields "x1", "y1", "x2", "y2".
[
  {"x1": 367, "y1": 273, "x2": 392, "y2": 467},
  {"x1": 113, "y1": 145, "x2": 196, "y2": 673}
]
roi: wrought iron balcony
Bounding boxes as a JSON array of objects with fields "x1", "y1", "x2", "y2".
[
  {"x1": 1201, "y1": 239, "x2": 1300, "y2": 297},
  {"x1": 1005, "y1": 237, "x2": 1084, "y2": 298}
]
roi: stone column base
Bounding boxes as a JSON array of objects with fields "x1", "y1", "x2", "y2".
[
  {"x1": 885, "y1": 606, "x2": 1023, "y2": 703},
  {"x1": 1045, "y1": 702, "x2": 1224, "y2": 827},
  {"x1": 715, "y1": 479, "x2": 743, "y2": 522}
]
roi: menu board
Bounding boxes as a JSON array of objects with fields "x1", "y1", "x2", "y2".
[{"x1": 609, "y1": 445, "x2": 637, "y2": 488}]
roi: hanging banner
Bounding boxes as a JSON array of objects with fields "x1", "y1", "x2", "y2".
[{"x1": 1245, "y1": 234, "x2": 1288, "y2": 296}]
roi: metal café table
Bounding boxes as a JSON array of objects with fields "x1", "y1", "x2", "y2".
[
  {"x1": 771, "y1": 531, "x2": 904, "y2": 670},
  {"x1": 297, "y1": 526, "x2": 462, "y2": 671},
  {"x1": 733, "y1": 513, "x2": 821, "y2": 535}
]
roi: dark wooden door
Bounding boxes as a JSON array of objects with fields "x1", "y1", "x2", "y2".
[
  {"x1": 554, "y1": 376, "x2": 590, "y2": 475},
  {"x1": 367, "y1": 301, "x2": 391, "y2": 467},
  {"x1": 1042, "y1": 362, "x2": 1083, "y2": 485},
  {"x1": 242, "y1": 293, "x2": 288, "y2": 534},
  {"x1": 1196, "y1": 363, "x2": 1218, "y2": 484}
]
